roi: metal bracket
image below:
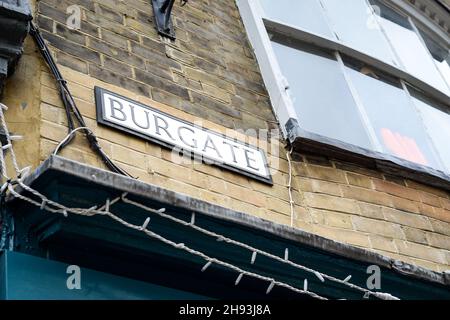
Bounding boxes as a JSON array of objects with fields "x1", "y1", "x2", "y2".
[
  {"x1": 151, "y1": 0, "x2": 187, "y2": 40},
  {"x1": 0, "y1": 0, "x2": 32, "y2": 97}
]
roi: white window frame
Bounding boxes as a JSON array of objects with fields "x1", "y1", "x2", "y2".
[{"x1": 238, "y1": 0, "x2": 450, "y2": 133}]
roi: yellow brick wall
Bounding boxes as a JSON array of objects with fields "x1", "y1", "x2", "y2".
[{"x1": 2, "y1": 0, "x2": 450, "y2": 272}]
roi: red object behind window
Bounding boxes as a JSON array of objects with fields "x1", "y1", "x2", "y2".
[{"x1": 380, "y1": 128, "x2": 428, "y2": 166}]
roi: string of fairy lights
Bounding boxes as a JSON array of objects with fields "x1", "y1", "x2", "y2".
[{"x1": 0, "y1": 103, "x2": 399, "y2": 300}]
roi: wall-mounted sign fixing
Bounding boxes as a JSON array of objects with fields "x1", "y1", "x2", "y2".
[{"x1": 95, "y1": 87, "x2": 272, "y2": 184}]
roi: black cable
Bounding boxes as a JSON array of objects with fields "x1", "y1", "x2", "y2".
[{"x1": 29, "y1": 23, "x2": 131, "y2": 177}]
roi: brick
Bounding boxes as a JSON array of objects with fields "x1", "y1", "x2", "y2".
[
  {"x1": 402, "y1": 226, "x2": 428, "y2": 245},
  {"x1": 266, "y1": 198, "x2": 291, "y2": 215},
  {"x1": 184, "y1": 66, "x2": 234, "y2": 92},
  {"x1": 89, "y1": 64, "x2": 151, "y2": 98},
  {"x1": 304, "y1": 193, "x2": 359, "y2": 214},
  {"x1": 391, "y1": 196, "x2": 420, "y2": 214},
  {"x1": 429, "y1": 219, "x2": 450, "y2": 237},
  {"x1": 165, "y1": 46, "x2": 194, "y2": 65},
  {"x1": 199, "y1": 190, "x2": 231, "y2": 208},
  {"x1": 405, "y1": 180, "x2": 449, "y2": 198},
  {"x1": 346, "y1": 172, "x2": 373, "y2": 189},
  {"x1": 55, "y1": 22, "x2": 86, "y2": 45},
  {"x1": 42, "y1": 31, "x2": 101, "y2": 65},
  {"x1": 193, "y1": 57, "x2": 225, "y2": 75},
  {"x1": 135, "y1": 69, "x2": 189, "y2": 100},
  {"x1": 334, "y1": 162, "x2": 383, "y2": 179},
  {"x1": 238, "y1": 112, "x2": 269, "y2": 131},
  {"x1": 382, "y1": 207, "x2": 433, "y2": 231},
  {"x1": 38, "y1": 2, "x2": 67, "y2": 24},
  {"x1": 225, "y1": 183, "x2": 267, "y2": 208},
  {"x1": 131, "y1": 42, "x2": 181, "y2": 70},
  {"x1": 40, "y1": 120, "x2": 68, "y2": 142},
  {"x1": 383, "y1": 174, "x2": 406, "y2": 186},
  {"x1": 101, "y1": 29, "x2": 129, "y2": 50},
  {"x1": 66, "y1": 81, "x2": 94, "y2": 102},
  {"x1": 369, "y1": 235, "x2": 398, "y2": 253},
  {"x1": 304, "y1": 154, "x2": 333, "y2": 167},
  {"x1": 41, "y1": 86, "x2": 64, "y2": 108},
  {"x1": 229, "y1": 199, "x2": 264, "y2": 217},
  {"x1": 56, "y1": 51, "x2": 88, "y2": 74},
  {"x1": 342, "y1": 185, "x2": 393, "y2": 207},
  {"x1": 231, "y1": 96, "x2": 275, "y2": 122},
  {"x1": 59, "y1": 145, "x2": 100, "y2": 167},
  {"x1": 294, "y1": 177, "x2": 313, "y2": 193},
  {"x1": 191, "y1": 91, "x2": 241, "y2": 119},
  {"x1": 310, "y1": 209, "x2": 353, "y2": 229},
  {"x1": 424, "y1": 207, "x2": 450, "y2": 224},
  {"x1": 111, "y1": 144, "x2": 147, "y2": 170},
  {"x1": 41, "y1": 103, "x2": 65, "y2": 125},
  {"x1": 125, "y1": 16, "x2": 159, "y2": 37},
  {"x1": 357, "y1": 202, "x2": 385, "y2": 220},
  {"x1": 394, "y1": 240, "x2": 447, "y2": 264},
  {"x1": 309, "y1": 179, "x2": 342, "y2": 197},
  {"x1": 103, "y1": 56, "x2": 134, "y2": 78},
  {"x1": 426, "y1": 233, "x2": 450, "y2": 251},
  {"x1": 418, "y1": 202, "x2": 436, "y2": 217},
  {"x1": 294, "y1": 206, "x2": 311, "y2": 223},
  {"x1": 95, "y1": 3, "x2": 124, "y2": 24},
  {"x1": 441, "y1": 197, "x2": 450, "y2": 211},
  {"x1": 374, "y1": 179, "x2": 420, "y2": 202},
  {"x1": 36, "y1": 14, "x2": 54, "y2": 33},
  {"x1": 351, "y1": 216, "x2": 405, "y2": 239},
  {"x1": 445, "y1": 251, "x2": 450, "y2": 265},
  {"x1": 312, "y1": 225, "x2": 371, "y2": 248},
  {"x1": 202, "y1": 83, "x2": 231, "y2": 103},
  {"x1": 306, "y1": 165, "x2": 347, "y2": 183},
  {"x1": 86, "y1": 12, "x2": 137, "y2": 41},
  {"x1": 41, "y1": 0, "x2": 96, "y2": 12},
  {"x1": 419, "y1": 191, "x2": 442, "y2": 208},
  {"x1": 60, "y1": 65, "x2": 96, "y2": 88},
  {"x1": 88, "y1": 37, "x2": 125, "y2": 58}
]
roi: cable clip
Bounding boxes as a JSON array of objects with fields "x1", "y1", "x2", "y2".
[
  {"x1": 0, "y1": 180, "x2": 11, "y2": 194},
  {"x1": 201, "y1": 260, "x2": 212, "y2": 272},
  {"x1": 141, "y1": 217, "x2": 151, "y2": 230},
  {"x1": 266, "y1": 281, "x2": 275, "y2": 294},
  {"x1": 314, "y1": 271, "x2": 325, "y2": 283},
  {"x1": 251, "y1": 251, "x2": 257, "y2": 264},
  {"x1": 235, "y1": 273, "x2": 244, "y2": 286},
  {"x1": 40, "y1": 199, "x2": 47, "y2": 210}
]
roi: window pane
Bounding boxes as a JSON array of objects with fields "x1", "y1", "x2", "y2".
[
  {"x1": 320, "y1": 0, "x2": 399, "y2": 67},
  {"x1": 344, "y1": 59, "x2": 443, "y2": 170},
  {"x1": 270, "y1": 38, "x2": 372, "y2": 149},
  {"x1": 410, "y1": 90, "x2": 450, "y2": 173},
  {"x1": 258, "y1": 0, "x2": 335, "y2": 39},
  {"x1": 418, "y1": 29, "x2": 450, "y2": 89},
  {"x1": 370, "y1": 0, "x2": 450, "y2": 95}
]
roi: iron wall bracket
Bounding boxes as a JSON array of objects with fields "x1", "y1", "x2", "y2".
[
  {"x1": 151, "y1": 0, "x2": 187, "y2": 40},
  {"x1": 0, "y1": 0, "x2": 32, "y2": 97}
]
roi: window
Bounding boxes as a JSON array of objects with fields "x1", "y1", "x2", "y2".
[{"x1": 238, "y1": 0, "x2": 450, "y2": 178}]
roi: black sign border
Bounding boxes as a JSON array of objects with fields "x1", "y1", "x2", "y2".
[{"x1": 95, "y1": 86, "x2": 273, "y2": 185}]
